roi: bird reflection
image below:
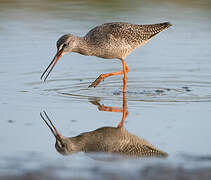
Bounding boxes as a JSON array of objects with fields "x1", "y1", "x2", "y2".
[{"x1": 41, "y1": 93, "x2": 167, "y2": 157}]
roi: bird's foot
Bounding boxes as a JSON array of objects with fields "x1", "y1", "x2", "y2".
[{"x1": 89, "y1": 74, "x2": 104, "y2": 88}]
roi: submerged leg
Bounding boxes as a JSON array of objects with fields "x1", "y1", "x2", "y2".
[
  {"x1": 121, "y1": 59, "x2": 128, "y2": 93},
  {"x1": 88, "y1": 60, "x2": 130, "y2": 89}
]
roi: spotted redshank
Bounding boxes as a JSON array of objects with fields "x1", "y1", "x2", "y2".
[{"x1": 41, "y1": 22, "x2": 171, "y2": 92}]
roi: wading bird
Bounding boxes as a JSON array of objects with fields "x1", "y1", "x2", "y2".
[{"x1": 41, "y1": 22, "x2": 171, "y2": 92}]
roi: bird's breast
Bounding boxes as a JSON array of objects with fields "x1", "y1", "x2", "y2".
[{"x1": 91, "y1": 45, "x2": 133, "y2": 59}]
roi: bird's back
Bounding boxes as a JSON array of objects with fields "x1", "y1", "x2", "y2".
[
  {"x1": 79, "y1": 126, "x2": 167, "y2": 157},
  {"x1": 84, "y1": 22, "x2": 171, "y2": 59}
]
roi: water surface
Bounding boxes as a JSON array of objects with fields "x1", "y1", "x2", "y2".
[{"x1": 0, "y1": 0, "x2": 211, "y2": 178}]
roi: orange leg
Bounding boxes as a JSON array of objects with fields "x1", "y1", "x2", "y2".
[
  {"x1": 97, "y1": 104, "x2": 123, "y2": 113},
  {"x1": 118, "y1": 93, "x2": 128, "y2": 127},
  {"x1": 90, "y1": 92, "x2": 129, "y2": 128},
  {"x1": 89, "y1": 59, "x2": 130, "y2": 90},
  {"x1": 89, "y1": 99, "x2": 123, "y2": 113},
  {"x1": 121, "y1": 59, "x2": 128, "y2": 93},
  {"x1": 98, "y1": 105, "x2": 122, "y2": 112}
]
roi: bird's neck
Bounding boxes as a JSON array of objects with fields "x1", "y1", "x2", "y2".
[
  {"x1": 72, "y1": 36, "x2": 94, "y2": 56},
  {"x1": 68, "y1": 134, "x2": 88, "y2": 152}
]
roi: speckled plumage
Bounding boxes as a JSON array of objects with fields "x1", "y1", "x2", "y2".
[
  {"x1": 67, "y1": 126, "x2": 167, "y2": 157},
  {"x1": 41, "y1": 22, "x2": 171, "y2": 92},
  {"x1": 55, "y1": 22, "x2": 171, "y2": 59},
  {"x1": 83, "y1": 22, "x2": 171, "y2": 59}
]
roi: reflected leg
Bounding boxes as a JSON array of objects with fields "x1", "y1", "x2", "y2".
[{"x1": 118, "y1": 93, "x2": 128, "y2": 127}]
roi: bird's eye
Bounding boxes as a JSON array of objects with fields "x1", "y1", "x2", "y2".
[
  {"x1": 61, "y1": 143, "x2": 65, "y2": 148},
  {"x1": 63, "y1": 43, "x2": 68, "y2": 48}
]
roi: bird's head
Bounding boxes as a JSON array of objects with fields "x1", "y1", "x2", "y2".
[
  {"x1": 41, "y1": 34, "x2": 78, "y2": 81},
  {"x1": 55, "y1": 137, "x2": 76, "y2": 155},
  {"x1": 56, "y1": 34, "x2": 79, "y2": 55},
  {"x1": 40, "y1": 111, "x2": 78, "y2": 155}
]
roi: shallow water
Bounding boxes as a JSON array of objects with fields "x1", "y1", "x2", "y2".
[{"x1": 1, "y1": 0, "x2": 211, "y2": 177}]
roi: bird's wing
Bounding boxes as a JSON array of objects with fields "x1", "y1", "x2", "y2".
[
  {"x1": 138, "y1": 144, "x2": 167, "y2": 157},
  {"x1": 120, "y1": 143, "x2": 167, "y2": 157},
  {"x1": 84, "y1": 22, "x2": 171, "y2": 46},
  {"x1": 84, "y1": 23, "x2": 125, "y2": 45}
]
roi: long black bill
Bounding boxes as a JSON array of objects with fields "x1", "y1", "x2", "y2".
[
  {"x1": 40, "y1": 50, "x2": 63, "y2": 81},
  {"x1": 40, "y1": 111, "x2": 62, "y2": 140}
]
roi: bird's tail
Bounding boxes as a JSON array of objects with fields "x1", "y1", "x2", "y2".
[
  {"x1": 144, "y1": 22, "x2": 172, "y2": 35},
  {"x1": 159, "y1": 22, "x2": 172, "y2": 29},
  {"x1": 139, "y1": 22, "x2": 172, "y2": 43}
]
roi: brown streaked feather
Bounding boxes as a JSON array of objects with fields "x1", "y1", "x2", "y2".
[
  {"x1": 84, "y1": 22, "x2": 171, "y2": 46},
  {"x1": 84, "y1": 22, "x2": 171, "y2": 59}
]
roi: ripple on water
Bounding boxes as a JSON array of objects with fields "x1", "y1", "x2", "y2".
[{"x1": 30, "y1": 77, "x2": 211, "y2": 103}]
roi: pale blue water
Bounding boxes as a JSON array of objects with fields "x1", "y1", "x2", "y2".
[{"x1": 0, "y1": 0, "x2": 211, "y2": 177}]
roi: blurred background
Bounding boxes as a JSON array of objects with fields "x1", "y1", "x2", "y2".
[{"x1": 0, "y1": 0, "x2": 211, "y2": 179}]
